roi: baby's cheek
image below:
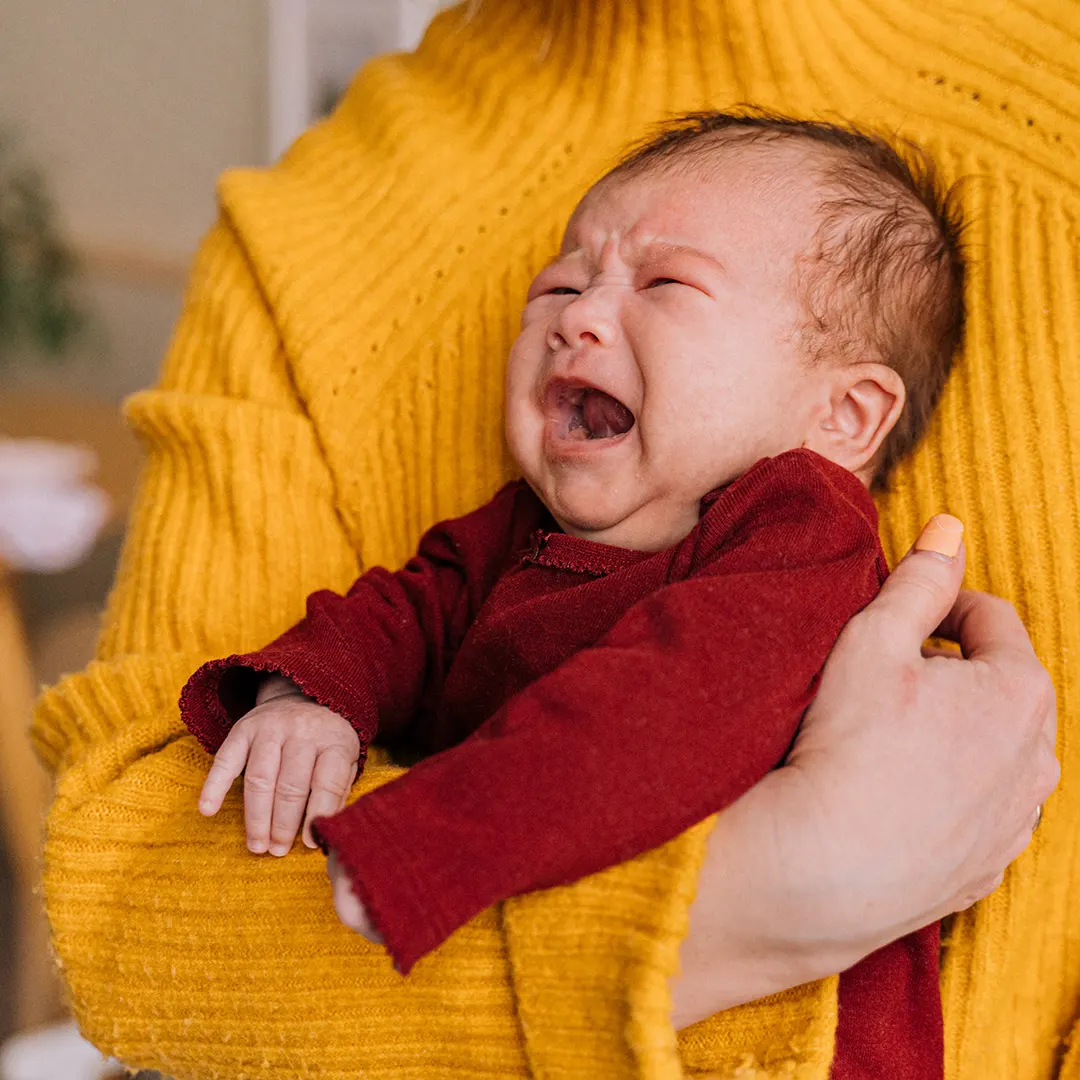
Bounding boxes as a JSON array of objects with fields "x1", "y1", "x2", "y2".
[{"x1": 518, "y1": 301, "x2": 550, "y2": 330}]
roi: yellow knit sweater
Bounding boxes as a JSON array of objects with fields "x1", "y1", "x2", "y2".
[{"x1": 31, "y1": 2, "x2": 1080, "y2": 1077}]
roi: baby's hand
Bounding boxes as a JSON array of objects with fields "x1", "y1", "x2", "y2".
[
  {"x1": 327, "y1": 852, "x2": 384, "y2": 944},
  {"x1": 197, "y1": 680, "x2": 361, "y2": 856}
]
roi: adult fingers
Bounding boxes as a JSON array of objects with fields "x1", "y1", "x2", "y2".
[
  {"x1": 268, "y1": 739, "x2": 318, "y2": 856},
  {"x1": 860, "y1": 516, "x2": 966, "y2": 656},
  {"x1": 938, "y1": 589, "x2": 1057, "y2": 754},
  {"x1": 302, "y1": 747, "x2": 359, "y2": 848},
  {"x1": 243, "y1": 738, "x2": 282, "y2": 853},
  {"x1": 952, "y1": 800, "x2": 1048, "y2": 914},
  {"x1": 1042, "y1": 687, "x2": 1059, "y2": 758},
  {"x1": 935, "y1": 589, "x2": 1038, "y2": 662},
  {"x1": 199, "y1": 725, "x2": 253, "y2": 816}
]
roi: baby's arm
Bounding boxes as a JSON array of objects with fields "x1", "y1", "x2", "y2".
[
  {"x1": 316, "y1": 483, "x2": 887, "y2": 972},
  {"x1": 179, "y1": 480, "x2": 538, "y2": 841}
]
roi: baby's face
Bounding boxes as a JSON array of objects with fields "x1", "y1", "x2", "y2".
[{"x1": 505, "y1": 151, "x2": 835, "y2": 550}]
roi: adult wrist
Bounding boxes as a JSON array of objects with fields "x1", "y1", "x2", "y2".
[
  {"x1": 670, "y1": 773, "x2": 873, "y2": 1029},
  {"x1": 726, "y1": 769, "x2": 902, "y2": 962}
]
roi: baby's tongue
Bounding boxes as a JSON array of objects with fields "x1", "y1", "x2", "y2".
[{"x1": 583, "y1": 390, "x2": 634, "y2": 438}]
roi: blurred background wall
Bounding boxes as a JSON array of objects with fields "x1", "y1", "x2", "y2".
[
  {"x1": 0, "y1": 0, "x2": 268, "y2": 400},
  {"x1": 0, "y1": 3, "x2": 450, "y2": 1075},
  {"x1": 0, "y1": 5, "x2": 270, "y2": 1065}
]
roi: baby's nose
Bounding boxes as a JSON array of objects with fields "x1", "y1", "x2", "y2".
[
  {"x1": 548, "y1": 297, "x2": 619, "y2": 351},
  {"x1": 547, "y1": 326, "x2": 606, "y2": 350}
]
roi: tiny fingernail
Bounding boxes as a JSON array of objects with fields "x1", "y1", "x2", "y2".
[
  {"x1": 270, "y1": 844, "x2": 289, "y2": 857},
  {"x1": 248, "y1": 839, "x2": 266, "y2": 854},
  {"x1": 914, "y1": 514, "x2": 964, "y2": 558}
]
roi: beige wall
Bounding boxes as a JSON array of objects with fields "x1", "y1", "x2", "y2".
[
  {"x1": 0, "y1": 1, "x2": 456, "y2": 401},
  {"x1": 0, "y1": 0, "x2": 269, "y2": 399},
  {"x1": 0, "y1": 0, "x2": 268, "y2": 263}
]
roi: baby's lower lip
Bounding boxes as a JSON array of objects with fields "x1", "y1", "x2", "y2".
[{"x1": 543, "y1": 424, "x2": 633, "y2": 457}]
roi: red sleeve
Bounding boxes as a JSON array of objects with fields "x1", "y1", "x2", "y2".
[
  {"x1": 314, "y1": 465, "x2": 887, "y2": 973},
  {"x1": 177, "y1": 481, "x2": 539, "y2": 757}
]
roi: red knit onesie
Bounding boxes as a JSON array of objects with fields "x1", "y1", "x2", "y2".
[{"x1": 180, "y1": 448, "x2": 942, "y2": 1079}]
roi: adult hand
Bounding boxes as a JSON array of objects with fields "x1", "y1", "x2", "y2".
[{"x1": 671, "y1": 517, "x2": 1059, "y2": 1029}]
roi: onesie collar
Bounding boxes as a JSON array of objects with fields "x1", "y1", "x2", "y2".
[{"x1": 520, "y1": 449, "x2": 877, "y2": 578}]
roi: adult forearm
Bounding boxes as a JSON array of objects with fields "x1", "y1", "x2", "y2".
[{"x1": 669, "y1": 775, "x2": 860, "y2": 1030}]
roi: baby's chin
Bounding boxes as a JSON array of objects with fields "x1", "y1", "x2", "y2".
[
  {"x1": 540, "y1": 487, "x2": 699, "y2": 552},
  {"x1": 533, "y1": 486, "x2": 625, "y2": 538}
]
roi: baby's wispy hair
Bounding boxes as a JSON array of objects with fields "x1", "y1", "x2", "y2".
[{"x1": 610, "y1": 109, "x2": 967, "y2": 490}]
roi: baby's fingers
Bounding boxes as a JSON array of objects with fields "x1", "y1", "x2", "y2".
[
  {"x1": 268, "y1": 739, "x2": 318, "y2": 856},
  {"x1": 302, "y1": 747, "x2": 359, "y2": 848},
  {"x1": 199, "y1": 726, "x2": 253, "y2": 816},
  {"x1": 244, "y1": 739, "x2": 283, "y2": 853}
]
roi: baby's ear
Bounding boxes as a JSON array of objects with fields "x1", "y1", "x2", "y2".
[{"x1": 804, "y1": 363, "x2": 905, "y2": 479}]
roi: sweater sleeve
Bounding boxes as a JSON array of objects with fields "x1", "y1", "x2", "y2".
[
  {"x1": 177, "y1": 481, "x2": 527, "y2": 758},
  {"x1": 26, "y1": 215, "x2": 529, "y2": 1074},
  {"x1": 31, "y1": 214, "x2": 364, "y2": 771},
  {"x1": 315, "y1": 477, "x2": 887, "y2": 974}
]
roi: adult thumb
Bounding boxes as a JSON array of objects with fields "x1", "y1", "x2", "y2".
[{"x1": 871, "y1": 515, "x2": 966, "y2": 651}]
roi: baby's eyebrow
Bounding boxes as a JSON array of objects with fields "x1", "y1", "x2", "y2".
[
  {"x1": 638, "y1": 241, "x2": 726, "y2": 275},
  {"x1": 552, "y1": 239, "x2": 726, "y2": 276}
]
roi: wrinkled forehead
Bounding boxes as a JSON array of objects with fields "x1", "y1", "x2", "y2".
[{"x1": 560, "y1": 139, "x2": 830, "y2": 267}]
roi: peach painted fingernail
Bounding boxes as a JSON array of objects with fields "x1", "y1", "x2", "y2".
[{"x1": 914, "y1": 514, "x2": 964, "y2": 558}]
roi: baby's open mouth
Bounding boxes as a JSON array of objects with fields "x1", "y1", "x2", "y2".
[{"x1": 549, "y1": 383, "x2": 636, "y2": 441}]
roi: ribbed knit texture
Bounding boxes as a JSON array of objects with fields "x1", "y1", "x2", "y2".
[{"x1": 30, "y1": 1, "x2": 1079, "y2": 1078}]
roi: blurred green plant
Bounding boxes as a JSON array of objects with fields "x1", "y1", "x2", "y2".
[{"x1": 0, "y1": 132, "x2": 83, "y2": 364}]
